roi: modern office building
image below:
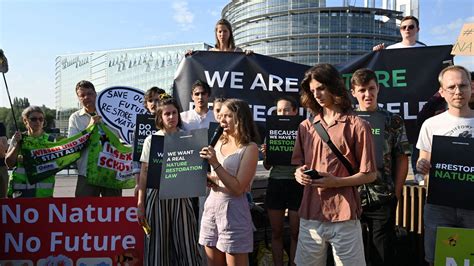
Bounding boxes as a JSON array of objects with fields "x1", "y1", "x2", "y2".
[
  {"x1": 54, "y1": 43, "x2": 211, "y2": 133},
  {"x1": 223, "y1": 0, "x2": 417, "y2": 66}
]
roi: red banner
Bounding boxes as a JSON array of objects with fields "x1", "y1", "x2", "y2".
[{"x1": 0, "y1": 197, "x2": 143, "y2": 265}]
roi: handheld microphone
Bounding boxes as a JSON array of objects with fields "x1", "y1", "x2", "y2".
[
  {"x1": 209, "y1": 126, "x2": 223, "y2": 147},
  {"x1": 207, "y1": 126, "x2": 224, "y2": 181}
]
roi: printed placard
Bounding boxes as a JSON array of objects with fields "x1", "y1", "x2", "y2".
[
  {"x1": 427, "y1": 136, "x2": 474, "y2": 210},
  {"x1": 434, "y1": 227, "x2": 474, "y2": 266},
  {"x1": 96, "y1": 86, "x2": 146, "y2": 144},
  {"x1": 451, "y1": 23, "x2": 474, "y2": 56},
  {"x1": 133, "y1": 114, "x2": 157, "y2": 161},
  {"x1": 22, "y1": 126, "x2": 93, "y2": 184},
  {"x1": 146, "y1": 135, "x2": 165, "y2": 189},
  {"x1": 159, "y1": 129, "x2": 208, "y2": 199},
  {"x1": 87, "y1": 124, "x2": 135, "y2": 189},
  {"x1": 0, "y1": 197, "x2": 143, "y2": 265},
  {"x1": 265, "y1": 115, "x2": 303, "y2": 165},
  {"x1": 356, "y1": 111, "x2": 385, "y2": 169}
]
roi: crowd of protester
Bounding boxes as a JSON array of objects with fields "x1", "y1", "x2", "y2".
[{"x1": 2, "y1": 16, "x2": 474, "y2": 266}]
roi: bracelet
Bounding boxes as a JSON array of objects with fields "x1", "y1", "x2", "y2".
[{"x1": 213, "y1": 164, "x2": 222, "y2": 171}]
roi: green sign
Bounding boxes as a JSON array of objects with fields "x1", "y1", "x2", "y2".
[
  {"x1": 87, "y1": 124, "x2": 135, "y2": 189},
  {"x1": 435, "y1": 227, "x2": 474, "y2": 266},
  {"x1": 22, "y1": 126, "x2": 93, "y2": 184}
]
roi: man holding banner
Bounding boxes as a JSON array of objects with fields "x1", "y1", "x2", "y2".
[
  {"x1": 351, "y1": 68, "x2": 411, "y2": 265},
  {"x1": 416, "y1": 65, "x2": 474, "y2": 265},
  {"x1": 373, "y1": 16, "x2": 426, "y2": 50},
  {"x1": 68, "y1": 80, "x2": 121, "y2": 197}
]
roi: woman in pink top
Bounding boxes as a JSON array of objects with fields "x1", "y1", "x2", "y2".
[{"x1": 199, "y1": 98, "x2": 259, "y2": 266}]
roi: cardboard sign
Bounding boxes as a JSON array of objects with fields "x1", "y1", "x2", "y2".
[
  {"x1": 427, "y1": 136, "x2": 474, "y2": 210},
  {"x1": 451, "y1": 23, "x2": 474, "y2": 56},
  {"x1": 133, "y1": 114, "x2": 157, "y2": 161},
  {"x1": 0, "y1": 197, "x2": 143, "y2": 265},
  {"x1": 146, "y1": 135, "x2": 165, "y2": 189},
  {"x1": 159, "y1": 129, "x2": 208, "y2": 199},
  {"x1": 96, "y1": 86, "x2": 146, "y2": 144},
  {"x1": 265, "y1": 115, "x2": 303, "y2": 165},
  {"x1": 356, "y1": 111, "x2": 385, "y2": 169},
  {"x1": 434, "y1": 227, "x2": 474, "y2": 266}
]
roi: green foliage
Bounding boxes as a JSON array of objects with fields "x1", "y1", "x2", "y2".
[{"x1": 0, "y1": 97, "x2": 56, "y2": 138}]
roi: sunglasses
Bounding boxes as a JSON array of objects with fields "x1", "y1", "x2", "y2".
[
  {"x1": 29, "y1": 117, "x2": 44, "y2": 122},
  {"x1": 400, "y1": 24, "x2": 416, "y2": 30}
]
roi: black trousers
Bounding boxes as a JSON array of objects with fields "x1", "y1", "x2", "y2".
[{"x1": 361, "y1": 197, "x2": 398, "y2": 266}]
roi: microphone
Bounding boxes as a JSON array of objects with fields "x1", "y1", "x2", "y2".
[
  {"x1": 207, "y1": 126, "x2": 223, "y2": 182},
  {"x1": 0, "y1": 49, "x2": 8, "y2": 73},
  {"x1": 209, "y1": 126, "x2": 223, "y2": 147}
]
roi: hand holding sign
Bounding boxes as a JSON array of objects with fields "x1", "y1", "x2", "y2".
[
  {"x1": 96, "y1": 86, "x2": 146, "y2": 144},
  {"x1": 416, "y1": 158, "x2": 431, "y2": 175}
]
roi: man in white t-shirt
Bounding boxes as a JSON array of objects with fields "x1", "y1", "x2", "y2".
[
  {"x1": 180, "y1": 79, "x2": 216, "y2": 229},
  {"x1": 416, "y1": 65, "x2": 474, "y2": 265},
  {"x1": 373, "y1": 16, "x2": 426, "y2": 51},
  {"x1": 180, "y1": 80, "x2": 216, "y2": 131}
]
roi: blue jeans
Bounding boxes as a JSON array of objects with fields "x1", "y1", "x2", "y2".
[{"x1": 423, "y1": 203, "x2": 474, "y2": 263}]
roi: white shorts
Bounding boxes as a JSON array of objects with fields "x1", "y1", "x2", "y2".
[{"x1": 295, "y1": 218, "x2": 366, "y2": 266}]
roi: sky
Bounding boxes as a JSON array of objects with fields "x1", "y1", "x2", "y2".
[{"x1": 0, "y1": 0, "x2": 473, "y2": 109}]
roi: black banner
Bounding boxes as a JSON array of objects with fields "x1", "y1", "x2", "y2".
[
  {"x1": 356, "y1": 111, "x2": 385, "y2": 169},
  {"x1": 265, "y1": 115, "x2": 303, "y2": 165},
  {"x1": 133, "y1": 114, "x2": 157, "y2": 161},
  {"x1": 174, "y1": 51, "x2": 309, "y2": 141},
  {"x1": 146, "y1": 135, "x2": 164, "y2": 189},
  {"x1": 174, "y1": 47, "x2": 453, "y2": 144},
  {"x1": 338, "y1": 46, "x2": 453, "y2": 143},
  {"x1": 159, "y1": 129, "x2": 208, "y2": 199},
  {"x1": 427, "y1": 136, "x2": 474, "y2": 210}
]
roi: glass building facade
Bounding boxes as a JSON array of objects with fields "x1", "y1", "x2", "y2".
[
  {"x1": 223, "y1": 0, "x2": 404, "y2": 66},
  {"x1": 54, "y1": 43, "x2": 211, "y2": 133}
]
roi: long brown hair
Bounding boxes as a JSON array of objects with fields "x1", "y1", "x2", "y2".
[
  {"x1": 214, "y1": 18, "x2": 236, "y2": 50},
  {"x1": 220, "y1": 99, "x2": 259, "y2": 146},
  {"x1": 155, "y1": 98, "x2": 182, "y2": 130},
  {"x1": 300, "y1": 64, "x2": 353, "y2": 115}
]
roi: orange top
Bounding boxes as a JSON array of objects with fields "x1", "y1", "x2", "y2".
[{"x1": 292, "y1": 113, "x2": 376, "y2": 222}]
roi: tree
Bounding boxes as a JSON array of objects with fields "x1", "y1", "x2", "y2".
[
  {"x1": 13, "y1": 97, "x2": 30, "y2": 109},
  {"x1": 0, "y1": 98, "x2": 56, "y2": 138}
]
